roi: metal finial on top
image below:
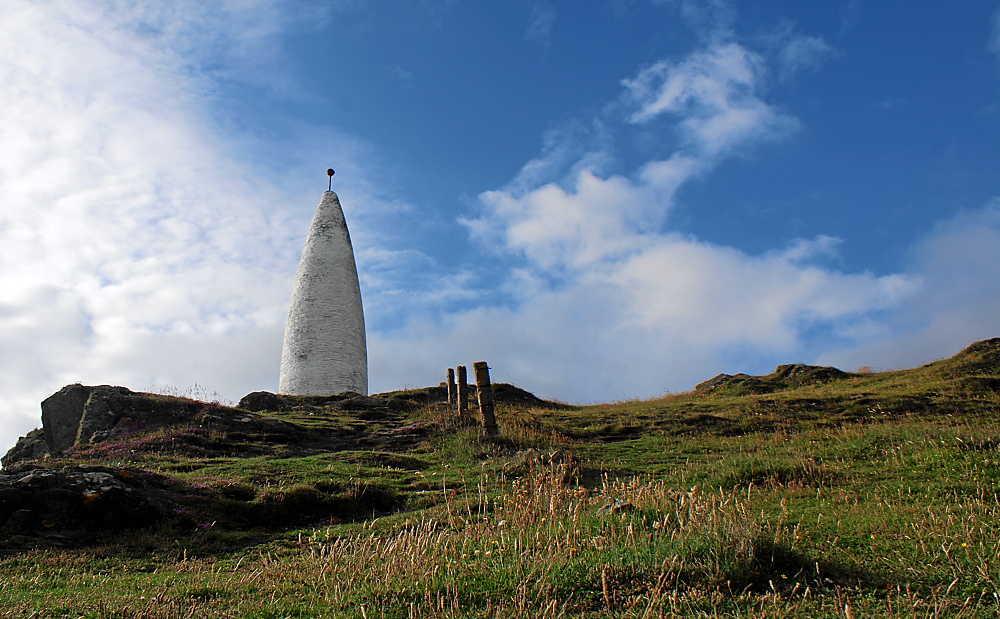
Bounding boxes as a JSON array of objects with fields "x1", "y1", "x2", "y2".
[{"x1": 326, "y1": 168, "x2": 335, "y2": 191}]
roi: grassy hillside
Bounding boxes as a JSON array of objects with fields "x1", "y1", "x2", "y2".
[{"x1": 2, "y1": 340, "x2": 1000, "y2": 617}]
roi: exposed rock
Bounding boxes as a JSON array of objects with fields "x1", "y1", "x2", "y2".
[
  {"x1": 8, "y1": 381, "x2": 569, "y2": 472},
  {"x1": 41, "y1": 384, "x2": 141, "y2": 453},
  {"x1": 333, "y1": 395, "x2": 387, "y2": 411},
  {"x1": 76, "y1": 386, "x2": 135, "y2": 446},
  {"x1": 0, "y1": 429, "x2": 49, "y2": 470},
  {"x1": 374, "y1": 383, "x2": 571, "y2": 413},
  {"x1": 5, "y1": 385, "x2": 213, "y2": 468},
  {"x1": 0, "y1": 464, "x2": 193, "y2": 546},
  {"x1": 238, "y1": 391, "x2": 289, "y2": 412},
  {"x1": 490, "y1": 383, "x2": 572, "y2": 409},
  {"x1": 696, "y1": 373, "x2": 769, "y2": 394},
  {"x1": 41, "y1": 384, "x2": 93, "y2": 453},
  {"x1": 771, "y1": 364, "x2": 849, "y2": 385},
  {"x1": 0, "y1": 457, "x2": 407, "y2": 551},
  {"x1": 696, "y1": 365, "x2": 850, "y2": 395},
  {"x1": 384, "y1": 399, "x2": 411, "y2": 412}
]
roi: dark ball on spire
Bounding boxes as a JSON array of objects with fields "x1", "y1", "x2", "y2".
[{"x1": 327, "y1": 169, "x2": 335, "y2": 177}]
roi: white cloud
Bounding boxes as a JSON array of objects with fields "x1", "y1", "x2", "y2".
[
  {"x1": 614, "y1": 238, "x2": 913, "y2": 349},
  {"x1": 623, "y1": 43, "x2": 799, "y2": 157},
  {"x1": 474, "y1": 169, "x2": 666, "y2": 270},
  {"x1": 819, "y1": 201, "x2": 1000, "y2": 371},
  {"x1": 369, "y1": 235, "x2": 917, "y2": 403}
]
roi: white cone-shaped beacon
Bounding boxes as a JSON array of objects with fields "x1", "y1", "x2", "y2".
[{"x1": 279, "y1": 188, "x2": 368, "y2": 395}]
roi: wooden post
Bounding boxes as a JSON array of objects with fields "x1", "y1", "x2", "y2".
[
  {"x1": 474, "y1": 361, "x2": 497, "y2": 436},
  {"x1": 446, "y1": 368, "x2": 456, "y2": 405},
  {"x1": 456, "y1": 366, "x2": 469, "y2": 414}
]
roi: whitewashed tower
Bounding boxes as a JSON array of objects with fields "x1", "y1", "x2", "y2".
[{"x1": 279, "y1": 169, "x2": 368, "y2": 395}]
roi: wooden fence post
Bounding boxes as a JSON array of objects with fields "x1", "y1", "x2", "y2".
[
  {"x1": 456, "y1": 366, "x2": 469, "y2": 414},
  {"x1": 473, "y1": 361, "x2": 497, "y2": 436},
  {"x1": 446, "y1": 368, "x2": 456, "y2": 405}
]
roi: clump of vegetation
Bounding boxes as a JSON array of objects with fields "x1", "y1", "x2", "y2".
[{"x1": 2, "y1": 339, "x2": 1000, "y2": 617}]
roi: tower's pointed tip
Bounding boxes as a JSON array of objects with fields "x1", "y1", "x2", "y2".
[{"x1": 326, "y1": 168, "x2": 335, "y2": 191}]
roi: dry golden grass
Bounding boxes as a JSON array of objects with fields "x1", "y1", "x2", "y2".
[{"x1": 4, "y1": 456, "x2": 999, "y2": 618}]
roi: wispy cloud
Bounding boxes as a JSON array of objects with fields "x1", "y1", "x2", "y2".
[
  {"x1": 775, "y1": 34, "x2": 833, "y2": 79},
  {"x1": 623, "y1": 43, "x2": 799, "y2": 157},
  {"x1": 385, "y1": 64, "x2": 415, "y2": 86},
  {"x1": 758, "y1": 22, "x2": 835, "y2": 81},
  {"x1": 651, "y1": 0, "x2": 737, "y2": 41},
  {"x1": 526, "y1": 2, "x2": 557, "y2": 45},
  {"x1": 989, "y1": 5, "x2": 1000, "y2": 57}
]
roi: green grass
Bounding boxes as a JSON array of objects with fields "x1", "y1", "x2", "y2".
[{"x1": 2, "y1": 340, "x2": 1000, "y2": 617}]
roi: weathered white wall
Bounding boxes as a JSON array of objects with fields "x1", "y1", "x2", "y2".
[{"x1": 278, "y1": 191, "x2": 368, "y2": 395}]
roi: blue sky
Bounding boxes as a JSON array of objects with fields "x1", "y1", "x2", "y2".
[{"x1": 3, "y1": 0, "x2": 1000, "y2": 452}]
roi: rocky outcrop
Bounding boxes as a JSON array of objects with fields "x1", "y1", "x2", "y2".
[
  {"x1": 4, "y1": 384, "x2": 209, "y2": 468},
  {"x1": 0, "y1": 464, "x2": 195, "y2": 548},
  {"x1": 2, "y1": 384, "x2": 139, "y2": 467},
  {"x1": 238, "y1": 391, "x2": 290, "y2": 412},
  {"x1": 41, "y1": 384, "x2": 137, "y2": 453},
  {"x1": 0, "y1": 429, "x2": 49, "y2": 469},
  {"x1": 696, "y1": 364, "x2": 850, "y2": 395}
]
